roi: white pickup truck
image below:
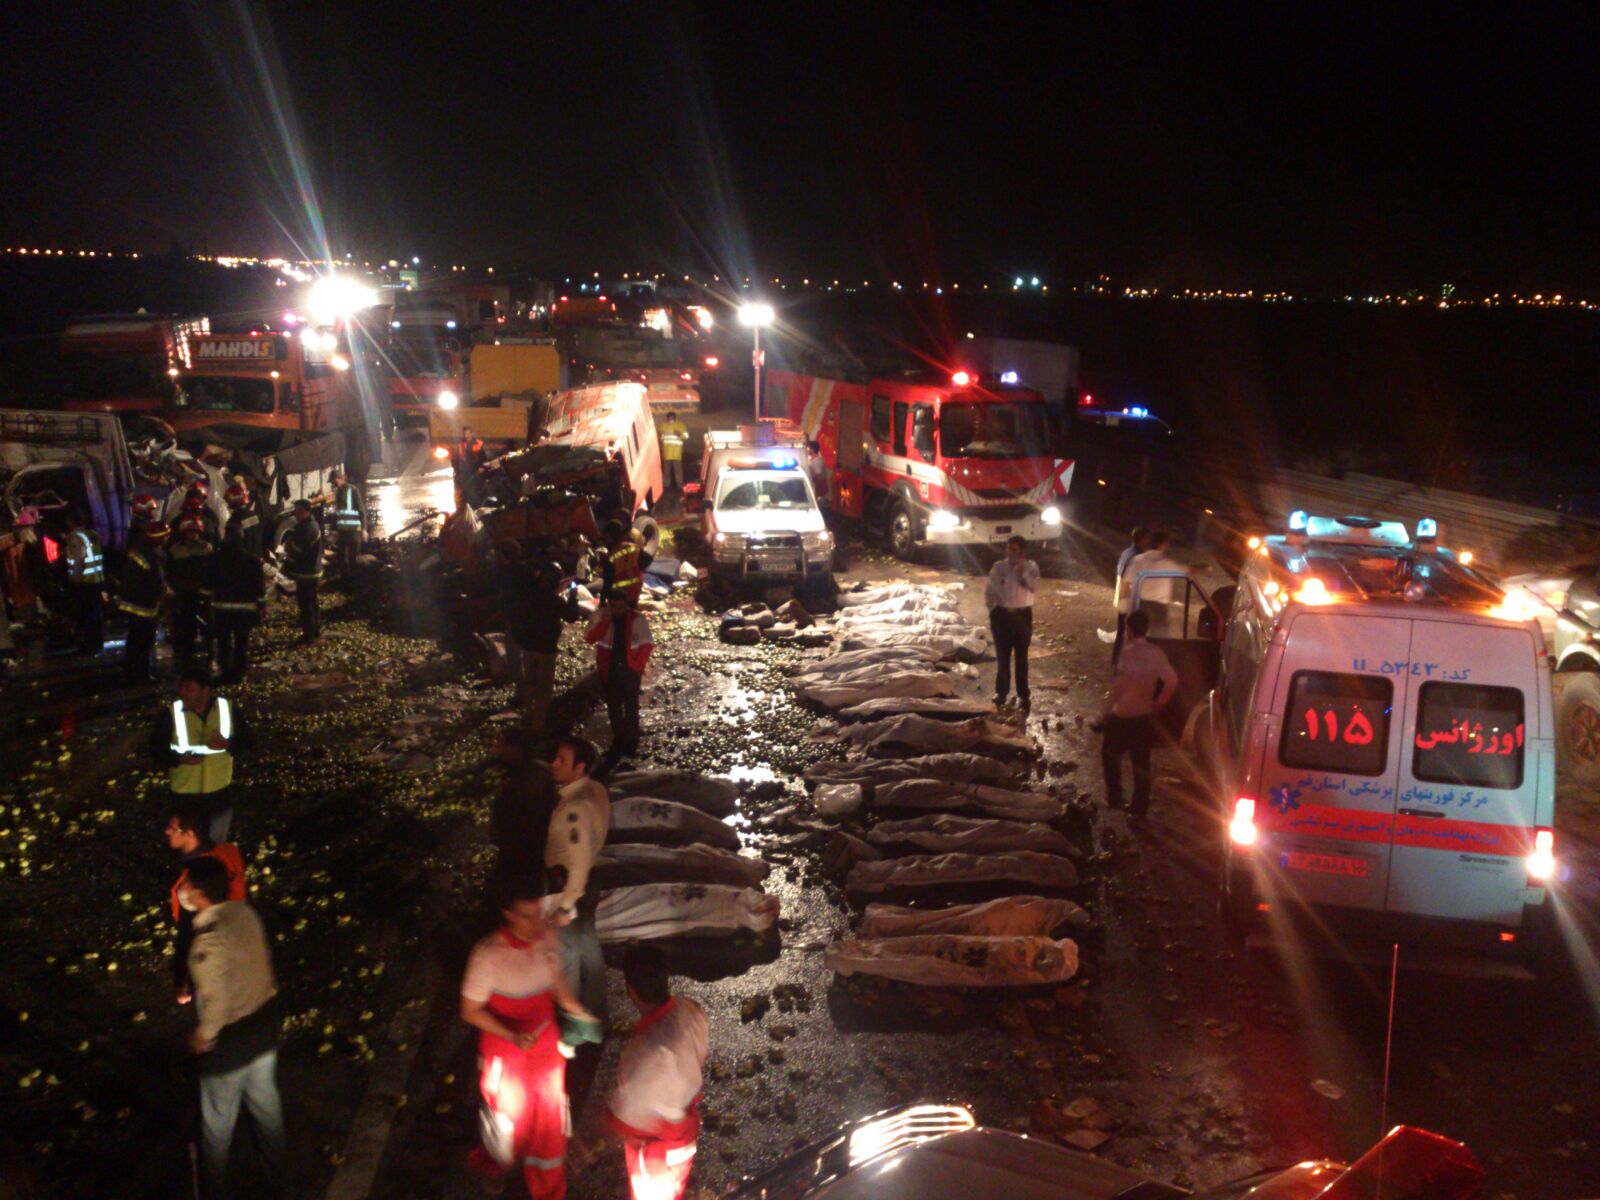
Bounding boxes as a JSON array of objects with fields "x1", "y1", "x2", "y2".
[{"x1": 701, "y1": 454, "x2": 834, "y2": 589}]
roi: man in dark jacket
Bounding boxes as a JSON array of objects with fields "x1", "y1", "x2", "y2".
[
  {"x1": 167, "y1": 513, "x2": 217, "y2": 667},
  {"x1": 180, "y1": 856, "x2": 286, "y2": 1200},
  {"x1": 118, "y1": 519, "x2": 169, "y2": 683},
  {"x1": 223, "y1": 481, "x2": 264, "y2": 559},
  {"x1": 280, "y1": 500, "x2": 323, "y2": 642},
  {"x1": 329, "y1": 469, "x2": 366, "y2": 575},
  {"x1": 496, "y1": 543, "x2": 579, "y2": 734},
  {"x1": 211, "y1": 530, "x2": 266, "y2": 685}
]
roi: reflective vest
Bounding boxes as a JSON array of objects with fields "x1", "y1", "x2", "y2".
[
  {"x1": 65, "y1": 529, "x2": 105, "y2": 584},
  {"x1": 659, "y1": 422, "x2": 687, "y2": 462},
  {"x1": 608, "y1": 541, "x2": 642, "y2": 600},
  {"x1": 332, "y1": 484, "x2": 363, "y2": 531},
  {"x1": 169, "y1": 698, "x2": 234, "y2": 794}
]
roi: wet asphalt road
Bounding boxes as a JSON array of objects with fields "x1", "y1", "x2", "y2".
[{"x1": 6, "y1": 431, "x2": 1598, "y2": 1198}]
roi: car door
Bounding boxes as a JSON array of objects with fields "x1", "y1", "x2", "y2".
[
  {"x1": 1128, "y1": 572, "x2": 1223, "y2": 739},
  {"x1": 1385, "y1": 619, "x2": 1545, "y2": 924},
  {"x1": 1253, "y1": 614, "x2": 1412, "y2": 914}
]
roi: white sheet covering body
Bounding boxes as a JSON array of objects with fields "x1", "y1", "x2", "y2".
[
  {"x1": 803, "y1": 753, "x2": 1022, "y2": 791},
  {"x1": 865, "y1": 815, "x2": 1076, "y2": 856},
  {"x1": 846, "y1": 850, "x2": 1080, "y2": 894},
  {"x1": 596, "y1": 884, "x2": 779, "y2": 941},
  {"x1": 825, "y1": 934, "x2": 1079, "y2": 987},
  {"x1": 594, "y1": 842, "x2": 771, "y2": 888},
  {"x1": 608, "y1": 797, "x2": 741, "y2": 849},
  {"x1": 859, "y1": 896, "x2": 1090, "y2": 939},
  {"x1": 872, "y1": 779, "x2": 1064, "y2": 821},
  {"x1": 604, "y1": 770, "x2": 739, "y2": 816},
  {"x1": 844, "y1": 715, "x2": 1038, "y2": 758}
]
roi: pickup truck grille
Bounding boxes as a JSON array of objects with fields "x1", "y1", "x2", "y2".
[{"x1": 749, "y1": 534, "x2": 801, "y2": 548}]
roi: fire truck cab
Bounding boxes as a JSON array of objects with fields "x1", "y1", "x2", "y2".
[{"x1": 770, "y1": 369, "x2": 1070, "y2": 560}]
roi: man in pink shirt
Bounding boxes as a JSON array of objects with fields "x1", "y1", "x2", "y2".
[
  {"x1": 605, "y1": 946, "x2": 709, "y2": 1200},
  {"x1": 1099, "y1": 608, "x2": 1178, "y2": 819}
]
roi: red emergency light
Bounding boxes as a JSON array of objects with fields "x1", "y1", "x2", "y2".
[
  {"x1": 679, "y1": 371, "x2": 692, "y2": 381},
  {"x1": 950, "y1": 370, "x2": 973, "y2": 387},
  {"x1": 1079, "y1": 392, "x2": 1094, "y2": 406},
  {"x1": 704, "y1": 355, "x2": 720, "y2": 368}
]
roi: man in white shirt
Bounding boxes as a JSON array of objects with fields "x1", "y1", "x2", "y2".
[
  {"x1": 548, "y1": 736, "x2": 612, "y2": 1021},
  {"x1": 985, "y1": 535, "x2": 1041, "y2": 712},
  {"x1": 605, "y1": 946, "x2": 710, "y2": 1200},
  {"x1": 1111, "y1": 525, "x2": 1149, "y2": 655},
  {"x1": 1115, "y1": 528, "x2": 1185, "y2": 663},
  {"x1": 1099, "y1": 608, "x2": 1179, "y2": 819}
]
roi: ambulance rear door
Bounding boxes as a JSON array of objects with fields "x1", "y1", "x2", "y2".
[
  {"x1": 1255, "y1": 613, "x2": 1413, "y2": 913},
  {"x1": 1385, "y1": 618, "x2": 1547, "y2": 924}
]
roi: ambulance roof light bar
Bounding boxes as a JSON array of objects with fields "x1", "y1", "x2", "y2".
[
  {"x1": 1416, "y1": 517, "x2": 1439, "y2": 542},
  {"x1": 1287, "y1": 509, "x2": 1309, "y2": 545}
]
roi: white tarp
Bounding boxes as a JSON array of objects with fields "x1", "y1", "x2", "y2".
[
  {"x1": 797, "y1": 660, "x2": 945, "y2": 688},
  {"x1": 804, "y1": 753, "x2": 1022, "y2": 791},
  {"x1": 859, "y1": 896, "x2": 1090, "y2": 939},
  {"x1": 866, "y1": 815, "x2": 1076, "y2": 857},
  {"x1": 609, "y1": 797, "x2": 741, "y2": 850},
  {"x1": 836, "y1": 582, "x2": 961, "y2": 608},
  {"x1": 846, "y1": 850, "x2": 1080, "y2": 894},
  {"x1": 800, "y1": 671, "x2": 956, "y2": 709},
  {"x1": 596, "y1": 883, "x2": 779, "y2": 942},
  {"x1": 834, "y1": 608, "x2": 965, "y2": 628},
  {"x1": 838, "y1": 697, "x2": 996, "y2": 721},
  {"x1": 836, "y1": 628, "x2": 992, "y2": 662},
  {"x1": 594, "y1": 842, "x2": 771, "y2": 889},
  {"x1": 843, "y1": 715, "x2": 1038, "y2": 758},
  {"x1": 873, "y1": 779, "x2": 1064, "y2": 822},
  {"x1": 796, "y1": 646, "x2": 942, "y2": 678},
  {"x1": 605, "y1": 770, "x2": 739, "y2": 816},
  {"x1": 825, "y1": 934, "x2": 1079, "y2": 987}
]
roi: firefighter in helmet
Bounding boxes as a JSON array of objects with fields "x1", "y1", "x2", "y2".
[
  {"x1": 61, "y1": 509, "x2": 107, "y2": 655},
  {"x1": 119, "y1": 501, "x2": 169, "y2": 683},
  {"x1": 222, "y1": 479, "x2": 263, "y2": 559},
  {"x1": 167, "y1": 512, "x2": 217, "y2": 666}
]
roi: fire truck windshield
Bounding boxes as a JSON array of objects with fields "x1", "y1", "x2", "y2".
[
  {"x1": 940, "y1": 402, "x2": 1052, "y2": 459},
  {"x1": 174, "y1": 376, "x2": 276, "y2": 415},
  {"x1": 385, "y1": 343, "x2": 456, "y2": 377}
]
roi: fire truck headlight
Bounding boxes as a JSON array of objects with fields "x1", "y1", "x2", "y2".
[
  {"x1": 1040, "y1": 505, "x2": 1062, "y2": 526},
  {"x1": 330, "y1": 354, "x2": 351, "y2": 372},
  {"x1": 437, "y1": 390, "x2": 460, "y2": 410},
  {"x1": 927, "y1": 509, "x2": 961, "y2": 532}
]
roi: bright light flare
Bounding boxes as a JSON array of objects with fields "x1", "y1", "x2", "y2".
[
  {"x1": 1230, "y1": 797, "x2": 1259, "y2": 846},
  {"x1": 436, "y1": 390, "x2": 460, "y2": 410},
  {"x1": 306, "y1": 274, "x2": 378, "y2": 324},
  {"x1": 737, "y1": 302, "x2": 775, "y2": 328},
  {"x1": 950, "y1": 370, "x2": 973, "y2": 387},
  {"x1": 1527, "y1": 828, "x2": 1556, "y2": 882},
  {"x1": 846, "y1": 1105, "x2": 975, "y2": 1168},
  {"x1": 1040, "y1": 505, "x2": 1062, "y2": 526},
  {"x1": 1296, "y1": 577, "x2": 1333, "y2": 605},
  {"x1": 432, "y1": 445, "x2": 450, "y2": 461}
]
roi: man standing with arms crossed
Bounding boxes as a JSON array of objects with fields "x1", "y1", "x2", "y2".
[{"x1": 986, "y1": 534, "x2": 1039, "y2": 713}]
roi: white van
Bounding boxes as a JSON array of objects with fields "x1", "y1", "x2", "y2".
[{"x1": 1127, "y1": 512, "x2": 1559, "y2": 972}]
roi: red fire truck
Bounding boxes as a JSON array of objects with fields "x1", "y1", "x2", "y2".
[
  {"x1": 60, "y1": 313, "x2": 209, "y2": 416},
  {"x1": 767, "y1": 367, "x2": 1072, "y2": 559}
]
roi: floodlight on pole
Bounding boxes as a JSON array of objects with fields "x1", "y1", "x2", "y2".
[{"x1": 737, "y1": 303, "x2": 776, "y2": 418}]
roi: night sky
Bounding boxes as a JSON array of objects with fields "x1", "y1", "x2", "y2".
[{"x1": 4, "y1": 2, "x2": 1598, "y2": 291}]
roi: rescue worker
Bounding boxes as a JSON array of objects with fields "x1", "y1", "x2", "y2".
[
  {"x1": 223, "y1": 480, "x2": 264, "y2": 559},
  {"x1": 1111, "y1": 526, "x2": 1150, "y2": 662},
  {"x1": 605, "y1": 945, "x2": 709, "y2": 1200},
  {"x1": 455, "y1": 426, "x2": 485, "y2": 505},
  {"x1": 167, "y1": 512, "x2": 217, "y2": 667},
  {"x1": 547, "y1": 736, "x2": 611, "y2": 1021},
  {"x1": 281, "y1": 500, "x2": 324, "y2": 642},
  {"x1": 497, "y1": 544, "x2": 580, "y2": 734},
  {"x1": 1117, "y1": 528, "x2": 1186, "y2": 648},
  {"x1": 149, "y1": 663, "x2": 254, "y2": 843},
  {"x1": 329, "y1": 468, "x2": 366, "y2": 574},
  {"x1": 600, "y1": 520, "x2": 643, "y2": 606},
  {"x1": 211, "y1": 517, "x2": 267, "y2": 685},
  {"x1": 658, "y1": 412, "x2": 689, "y2": 491},
  {"x1": 184, "y1": 481, "x2": 222, "y2": 545},
  {"x1": 585, "y1": 590, "x2": 653, "y2": 766},
  {"x1": 119, "y1": 501, "x2": 168, "y2": 683},
  {"x1": 460, "y1": 877, "x2": 601, "y2": 1200},
  {"x1": 179, "y1": 857, "x2": 287, "y2": 1200},
  {"x1": 1098, "y1": 608, "x2": 1178, "y2": 822},
  {"x1": 164, "y1": 798, "x2": 246, "y2": 1006},
  {"x1": 61, "y1": 511, "x2": 106, "y2": 654},
  {"x1": 985, "y1": 534, "x2": 1039, "y2": 713}
]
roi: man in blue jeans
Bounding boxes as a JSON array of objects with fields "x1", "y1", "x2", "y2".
[{"x1": 181, "y1": 856, "x2": 286, "y2": 1199}]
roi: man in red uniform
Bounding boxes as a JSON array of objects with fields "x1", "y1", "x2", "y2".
[
  {"x1": 605, "y1": 946, "x2": 709, "y2": 1200},
  {"x1": 460, "y1": 879, "x2": 601, "y2": 1199}
]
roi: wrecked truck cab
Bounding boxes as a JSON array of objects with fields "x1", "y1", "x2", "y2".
[{"x1": 727, "y1": 1106, "x2": 1481, "y2": 1200}]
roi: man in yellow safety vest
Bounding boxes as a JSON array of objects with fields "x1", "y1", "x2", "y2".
[
  {"x1": 148, "y1": 663, "x2": 254, "y2": 843},
  {"x1": 329, "y1": 469, "x2": 366, "y2": 574},
  {"x1": 658, "y1": 414, "x2": 689, "y2": 491},
  {"x1": 62, "y1": 512, "x2": 106, "y2": 654}
]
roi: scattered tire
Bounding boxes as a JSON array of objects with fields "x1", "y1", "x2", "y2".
[
  {"x1": 632, "y1": 512, "x2": 661, "y2": 559},
  {"x1": 1554, "y1": 670, "x2": 1600, "y2": 785}
]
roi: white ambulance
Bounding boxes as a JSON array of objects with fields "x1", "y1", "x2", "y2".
[{"x1": 1128, "y1": 512, "x2": 1559, "y2": 972}]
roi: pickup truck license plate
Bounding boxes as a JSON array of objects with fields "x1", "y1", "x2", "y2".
[{"x1": 1281, "y1": 851, "x2": 1369, "y2": 878}]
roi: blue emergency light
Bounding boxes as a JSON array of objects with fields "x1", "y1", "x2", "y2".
[
  {"x1": 773, "y1": 455, "x2": 798, "y2": 469},
  {"x1": 1415, "y1": 517, "x2": 1438, "y2": 541},
  {"x1": 1000, "y1": 370, "x2": 1020, "y2": 384},
  {"x1": 1288, "y1": 510, "x2": 1309, "y2": 533},
  {"x1": 1129, "y1": 406, "x2": 1149, "y2": 417}
]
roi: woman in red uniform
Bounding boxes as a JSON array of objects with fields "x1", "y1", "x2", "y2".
[{"x1": 460, "y1": 880, "x2": 601, "y2": 1199}]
